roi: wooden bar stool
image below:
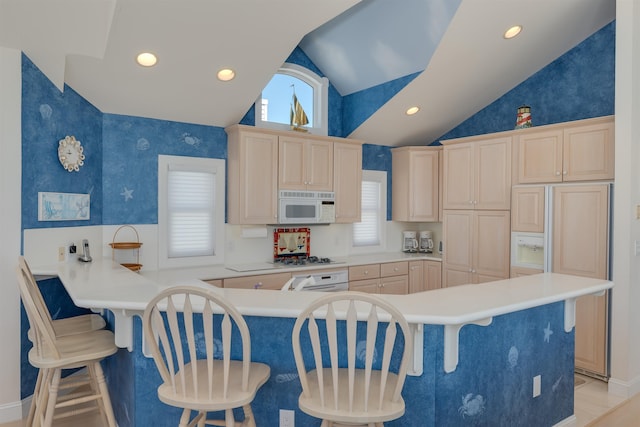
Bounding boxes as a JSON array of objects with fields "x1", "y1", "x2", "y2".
[
  {"x1": 292, "y1": 292, "x2": 412, "y2": 427},
  {"x1": 17, "y1": 257, "x2": 117, "y2": 427},
  {"x1": 143, "y1": 286, "x2": 270, "y2": 427}
]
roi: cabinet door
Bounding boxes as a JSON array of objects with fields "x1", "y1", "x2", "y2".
[
  {"x1": 349, "y1": 278, "x2": 380, "y2": 293},
  {"x1": 563, "y1": 121, "x2": 614, "y2": 182},
  {"x1": 511, "y1": 186, "x2": 545, "y2": 233},
  {"x1": 334, "y1": 142, "x2": 362, "y2": 223},
  {"x1": 278, "y1": 136, "x2": 307, "y2": 190},
  {"x1": 442, "y1": 210, "x2": 473, "y2": 287},
  {"x1": 443, "y1": 143, "x2": 474, "y2": 209},
  {"x1": 380, "y1": 275, "x2": 408, "y2": 295},
  {"x1": 475, "y1": 137, "x2": 511, "y2": 210},
  {"x1": 552, "y1": 185, "x2": 609, "y2": 279},
  {"x1": 516, "y1": 129, "x2": 563, "y2": 183},
  {"x1": 424, "y1": 261, "x2": 442, "y2": 291},
  {"x1": 575, "y1": 294, "x2": 608, "y2": 375},
  {"x1": 408, "y1": 261, "x2": 424, "y2": 293},
  {"x1": 227, "y1": 129, "x2": 278, "y2": 224},
  {"x1": 473, "y1": 210, "x2": 511, "y2": 280},
  {"x1": 410, "y1": 150, "x2": 439, "y2": 221},
  {"x1": 380, "y1": 261, "x2": 408, "y2": 277},
  {"x1": 307, "y1": 140, "x2": 333, "y2": 191},
  {"x1": 551, "y1": 184, "x2": 609, "y2": 377}
]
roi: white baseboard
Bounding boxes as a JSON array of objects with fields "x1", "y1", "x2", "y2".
[
  {"x1": 0, "y1": 398, "x2": 24, "y2": 423},
  {"x1": 608, "y1": 374, "x2": 640, "y2": 399},
  {"x1": 553, "y1": 414, "x2": 577, "y2": 427}
]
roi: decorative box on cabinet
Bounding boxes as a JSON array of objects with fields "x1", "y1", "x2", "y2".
[
  {"x1": 442, "y1": 135, "x2": 512, "y2": 210},
  {"x1": 515, "y1": 116, "x2": 614, "y2": 184},
  {"x1": 443, "y1": 210, "x2": 510, "y2": 287},
  {"x1": 334, "y1": 141, "x2": 363, "y2": 223},
  {"x1": 226, "y1": 125, "x2": 279, "y2": 224},
  {"x1": 279, "y1": 135, "x2": 333, "y2": 191},
  {"x1": 392, "y1": 146, "x2": 440, "y2": 222}
]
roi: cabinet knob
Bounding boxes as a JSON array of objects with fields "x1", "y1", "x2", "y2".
[
  {"x1": 364, "y1": 270, "x2": 368, "y2": 275},
  {"x1": 563, "y1": 171, "x2": 567, "y2": 175},
  {"x1": 469, "y1": 200, "x2": 473, "y2": 204},
  {"x1": 556, "y1": 171, "x2": 561, "y2": 176},
  {"x1": 254, "y1": 282, "x2": 263, "y2": 289},
  {"x1": 394, "y1": 267, "x2": 399, "y2": 271}
]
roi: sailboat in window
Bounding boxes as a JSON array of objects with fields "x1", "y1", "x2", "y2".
[{"x1": 290, "y1": 85, "x2": 309, "y2": 132}]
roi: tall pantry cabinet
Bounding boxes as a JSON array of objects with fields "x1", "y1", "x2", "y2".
[{"x1": 441, "y1": 134, "x2": 512, "y2": 287}]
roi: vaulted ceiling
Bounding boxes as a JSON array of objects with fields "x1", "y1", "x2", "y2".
[{"x1": 0, "y1": 0, "x2": 615, "y2": 146}]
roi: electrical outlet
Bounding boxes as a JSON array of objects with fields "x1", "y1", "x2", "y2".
[
  {"x1": 58, "y1": 246, "x2": 65, "y2": 262},
  {"x1": 533, "y1": 375, "x2": 541, "y2": 397},
  {"x1": 279, "y1": 409, "x2": 294, "y2": 427}
]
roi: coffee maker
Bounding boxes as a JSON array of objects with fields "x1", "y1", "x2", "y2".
[
  {"x1": 418, "y1": 231, "x2": 434, "y2": 253},
  {"x1": 402, "y1": 231, "x2": 418, "y2": 253}
]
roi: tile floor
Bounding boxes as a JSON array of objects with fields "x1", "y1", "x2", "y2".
[{"x1": 0, "y1": 375, "x2": 632, "y2": 426}]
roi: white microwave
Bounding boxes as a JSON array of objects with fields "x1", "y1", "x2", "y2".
[{"x1": 278, "y1": 190, "x2": 335, "y2": 224}]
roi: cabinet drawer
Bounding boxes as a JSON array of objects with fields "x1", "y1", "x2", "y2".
[
  {"x1": 349, "y1": 278, "x2": 380, "y2": 293},
  {"x1": 380, "y1": 261, "x2": 408, "y2": 277},
  {"x1": 349, "y1": 264, "x2": 380, "y2": 281},
  {"x1": 203, "y1": 279, "x2": 223, "y2": 288},
  {"x1": 223, "y1": 272, "x2": 292, "y2": 290}
]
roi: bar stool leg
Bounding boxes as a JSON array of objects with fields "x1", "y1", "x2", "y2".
[
  {"x1": 27, "y1": 368, "x2": 44, "y2": 427},
  {"x1": 42, "y1": 369, "x2": 62, "y2": 427},
  {"x1": 92, "y1": 362, "x2": 117, "y2": 427}
]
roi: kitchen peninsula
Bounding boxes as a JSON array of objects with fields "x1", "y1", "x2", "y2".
[{"x1": 33, "y1": 259, "x2": 612, "y2": 427}]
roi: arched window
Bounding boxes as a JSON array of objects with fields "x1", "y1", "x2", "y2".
[{"x1": 255, "y1": 63, "x2": 328, "y2": 135}]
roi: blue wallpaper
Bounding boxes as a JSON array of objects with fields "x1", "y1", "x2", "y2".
[
  {"x1": 21, "y1": 55, "x2": 103, "y2": 229},
  {"x1": 101, "y1": 114, "x2": 227, "y2": 225},
  {"x1": 104, "y1": 301, "x2": 572, "y2": 427},
  {"x1": 434, "y1": 21, "x2": 615, "y2": 144}
]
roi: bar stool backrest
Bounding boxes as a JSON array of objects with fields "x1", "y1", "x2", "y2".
[
  {"x1": 17, "y1": 257, "x2": 60, "y2": 359},
  {"x1": 143, "y1": 286, "x2": 252, "y2": 400}
]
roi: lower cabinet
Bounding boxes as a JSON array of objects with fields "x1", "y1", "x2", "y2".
[
  {"x1": 409, "y1": 260, "x2": 442, "y2": 293},
  {"x1": 203, "y1": 279, "x2": 223, "y2": 288},
  {"x1": 349, "y1": 262, "x2": 409, "y2": 295},
  {"x1": 223, "y1": 272, "x2": 292, "y2": 290},
  {"x1": 443, "y1": 210, "x2": 510, "y2": 287}
]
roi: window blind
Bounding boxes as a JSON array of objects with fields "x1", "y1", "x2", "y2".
[
  {"x1": 167, "y1": 170, "x2": 215, "y2": 258},
  {"x1": 353, "y1": 180, "x2": 380, "y2": 246}
]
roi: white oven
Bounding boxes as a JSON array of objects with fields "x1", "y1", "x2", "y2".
[{"x1": 278, "y1": 190, "x2": 335, "y2": 224}]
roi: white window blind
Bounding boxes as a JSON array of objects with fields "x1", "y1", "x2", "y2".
[
  {"x1": 353, "y1": 180, "x2": 381, "y2": 246},
  {"x1": 167, "y1": 169, "x2": 215, "y2": 258}
]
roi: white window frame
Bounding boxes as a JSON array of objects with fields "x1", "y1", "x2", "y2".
[
  {"x1": 350, "y1": 170, "x2": 387, "y2": 254},
  {"x1": 255, "y1": 62, "x2": 329, "y2": 136},
  {"x1": 158, "y1": 155, "x2": 225, "y2": 268}
]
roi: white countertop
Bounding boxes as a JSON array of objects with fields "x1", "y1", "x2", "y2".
[
  {"x1": 34, "y1": 258, "x2": 609, "y2": 325},
  {"x1": 33, "y1": 258, "x2": 612, "y2": 374}
]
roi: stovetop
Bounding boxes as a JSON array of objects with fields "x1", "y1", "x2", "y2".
[{"x1": 273, "y1": 255, "x2": 336, "y2": 267}]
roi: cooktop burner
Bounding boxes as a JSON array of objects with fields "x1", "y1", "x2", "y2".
[{"x1": 273, "y1": 255, "x2": 334, "y2": 266}]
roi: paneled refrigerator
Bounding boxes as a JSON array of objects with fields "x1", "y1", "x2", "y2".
[{"x1": 511, "y1": 182, "x2": 612, "y2": 379}]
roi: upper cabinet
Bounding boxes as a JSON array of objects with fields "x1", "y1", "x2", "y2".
[
  {"x1": 226, "y1": 125, "x2": 363, "y2": 225},
  {"x1": 279, "y1": 135, "x2": 333, "y2": 191},
  {"x1": 334, "y1": 141, "x2": 363, "y2": 223},
  {"x1": 515, "y1": 116, "x2": 614, "y2": 184},
  {"x1": 226, "y1": 125, "x2": 279, "y2": 224},
  {"x1": 442, "y1": 135, "x2": 512, "y2": 210},
  {"x1": 392, "y1": 146, "x2": 440, "y2": 222}
]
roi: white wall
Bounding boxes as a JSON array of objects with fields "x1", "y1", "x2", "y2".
[
  {"x1": 0, "y1": 47, "x2": 24, "y2": 422},
  {"x1": 609, "y1": 0, "x2": 640, "y2": 398}
]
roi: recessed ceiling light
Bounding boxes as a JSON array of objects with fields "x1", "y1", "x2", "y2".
[
  {"x1": 504, "y1": 25, "x2": 523, "y2": 39},
  {"x1": 406, "y1": 106, "x2": 420, "y2": 116},
  {"x1": 136, "y1": 52, "x2": 157, "y2": 67},
  {"x1": 217, "y1": 68, "x2": 236, "y2": 82}
]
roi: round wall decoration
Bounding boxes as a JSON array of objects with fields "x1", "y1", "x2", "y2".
[{"x1": 58, "y1": 135, "x2": 85, "y2": 172}]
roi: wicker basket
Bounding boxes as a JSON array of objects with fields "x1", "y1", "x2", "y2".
[{"x1": 109, "y1": 225, "x2": 143, "y2": 272}]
